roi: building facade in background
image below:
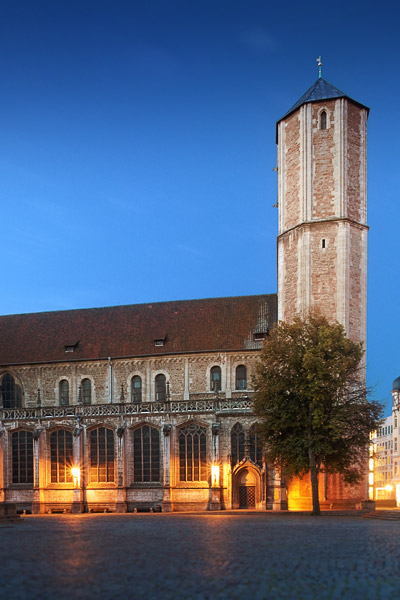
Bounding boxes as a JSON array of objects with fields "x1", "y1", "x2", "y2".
[
  {"x1": 0, "y1": 73, "x2": 370, "y2": 513},
  {"x1": 371, "y1": 416, "x2": 394, "y2": 504}
]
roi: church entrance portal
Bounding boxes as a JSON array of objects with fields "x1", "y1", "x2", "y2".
[
  {"x1": 239, "y1": 485, "x2": 256, "y2": 508},
  {"x1": 235, "y1": 468, "x2": 257, "y2": 509}
]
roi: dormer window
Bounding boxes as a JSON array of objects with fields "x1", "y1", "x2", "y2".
[
  {"x1": 320, "y1": 110, "x2": 327, "y2": 130},
  {"x1": 64, "y1": 342, "x2": 78, "y2": 353},
  {"x1": 154, "y1": 336, "x2": 166, "y2": 347},
  {"x1": 253, "y1": 331, "x2": 268, "y2": 342}
]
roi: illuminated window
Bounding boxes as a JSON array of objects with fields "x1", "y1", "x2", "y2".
[
  {"x1": 250, "y1": 424, "x2": 263, "y2": 467},
  {"x1": 59, "y1": 380, "x2": 69, "y2": 406},
  {"x1": 12, "y1": 431, "x2": 33, "y2": 484},
  {"x1": 179, "y1": 424, "x2": 207, "y2": 481},
  {"x1": 155, "y1": 374, "x2": 166, "y2": 402},
  {"x1": 131, "y1": 376, "x2": 142, "y2": 403},
  {"x1": 210, "y1": 366, "x2": 221, "y2": 391},
  {"x1": 90, "y1": 428, "x2": 114, "y2": 483},
  {"x1": 1, "y1": 374, "x2": 22, "y2": 408},
  {"x1": 50, "y1": 430, "x2": 73, "y2": 483},
  {"x1": 235, "y1": 365, "x2": 247, "y2": 390},
  {"x1": 133, "y1": 426, "x2": 160, "y2": 482},
  {"x1": 320, "y1": 110, "x2": 327, "y2": 130},
  {"x1": 231, "y1": 423, "x2": 245, "y2": 467},
  {"x1": 81, "y1": 379, "x2": 91, "y2": 405}
]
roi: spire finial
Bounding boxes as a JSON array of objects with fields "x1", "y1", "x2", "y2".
[{"x1": 316, "y1": 56, "x2": 322, "y2": 78}]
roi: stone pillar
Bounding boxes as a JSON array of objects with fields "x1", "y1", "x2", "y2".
[
  {"x1": 146, "y1": 361, "x2": 152, "y2": 402},
  {"x1": 116, "y1": 424, "x2": 127, "y2": 512},
  {"x1": 209, "y1": 422, "x2": 221, "y2": 510},
  {"x1": 225, "y1": 356, "x2": 231, "y2": 399},
  {"x1": 272, "y1": 466, "x2": 288, "y2": 511},
  {"x1": 32, "y1": 426, "x2": 43, "y2": 514},
  {"x1": 71, "y1": 425, "x2": 84, "y2": 513},
  {"x1": 184, "y1": 359, "x2": 190, "y2": 400},
  {"x1": 0, "y1": 428, "x2": 5, "y2": 503},
  {"x1": 162, "y1": 424, "x2": 172, "y2": 512}
]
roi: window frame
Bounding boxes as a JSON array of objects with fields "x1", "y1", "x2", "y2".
[
  {"x1": 59, "y1": 379, "x2": 69, "y2": 406},
  {"x1": 179, "y1": 423, "x2": 207, "y2": 482},
  {"x1": 210, "y1": 366, "x2": 222, "y2": 392},
  {"x1": 89, "y1": 427, "x2": 115, "y2": 484},
  {"x1": 133, "y1": 425, "x2": 160, "y2": 483}
]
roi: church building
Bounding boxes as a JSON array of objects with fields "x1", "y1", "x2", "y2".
[{"x1": 0, "y1": 70, "x2": 370, "y2": 513}]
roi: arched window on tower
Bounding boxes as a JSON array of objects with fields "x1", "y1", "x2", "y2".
[
  {"x1": 131, "y1": 376, "x2": 142, "y2": 403},
  {"x1": 235, "y1": 365, "x2": 247, "y2": 390},
  {"x1": 81, "y1": 379, "x2": 91, "y2": 405},
  {"x1": 1, "y1": 374, "x2": 22, "y2": 408},
  {"x1": 320, "y1": 110, "x2": 327, "y2": 130},
  {"x1": 59, "y1": 380, "x2": 69, "y2": 406},
  {"x1": 155, "y1": 374, "x2": 166, "y2": 402},
  {"x1": 210, "y1": 366, "x2": 221, "y2": 391},
  {"x1": 231, "y1": 423, "x2": 245, "y2": 467}
]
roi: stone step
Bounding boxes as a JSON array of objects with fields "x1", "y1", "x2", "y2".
[{"x1": 363, "y1": 510, "x2": 400, "y2": 520}]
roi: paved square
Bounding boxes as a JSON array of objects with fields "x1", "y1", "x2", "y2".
[{"x1": 1, "y1": 513, "x2": 399, "y2": 599}]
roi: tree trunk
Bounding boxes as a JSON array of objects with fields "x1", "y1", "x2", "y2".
[{"x1": 309, "y1": 448, "x2": 321, "y2": 515}]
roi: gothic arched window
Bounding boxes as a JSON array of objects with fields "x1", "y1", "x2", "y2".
[
  {"x1": 133, "y1": 426, "x2": 160, "y2": 482},
  {"x1": 1, "y1": 374, "x2": 22, "y2": 408},
  {"x1": 210, "y1": 366, "x2": 221, "y2": 391},
  {"x1": 155, "y1": 374, "x2": 166, "y2": 402},
  {"x1": 231, "y1": 423, "x2": 245, "y2": 467},
  {"x1": 89, "y1": 427, "x2": 114, "y2": 483},
  {"x1": 131, "y1": 376, "x2": 142, "y2": 403},
  {"x1": 250, "y1": 424, "x2": 263, "y2": 468},
  {"x1": 179, "y1": 424, "x2": 207, "y2": 481},
  {"x1": 59, "y1": 380, "x2": 69, "y2": 406},
  {"x1": 12, "y1": 430, "x2": 33, "y2": 484},
  {"x1": 320, "y1": 110, "x2": 327, "y2": 130},
  {"x1": 50, "y1": 430, "x2": 73, "y2": 483},
  {"x1": 81, "y1": 379, "x2": 91, "y2": 405},
  {"x1": 235, "y1": 365, "x2": 247, "y2": 390}
]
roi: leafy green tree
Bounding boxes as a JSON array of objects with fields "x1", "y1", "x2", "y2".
[{"x1": 253, "y1": 314, "x2": 383, "y2": 515}]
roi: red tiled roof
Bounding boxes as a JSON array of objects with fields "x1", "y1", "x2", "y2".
[{"x1": 0, "y1": 295, "x2": 277, "y2": 365}]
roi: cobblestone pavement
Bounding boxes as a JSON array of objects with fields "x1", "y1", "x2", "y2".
[{"x1": 1, "y1": 513, "x2": 400, "y2": 600}]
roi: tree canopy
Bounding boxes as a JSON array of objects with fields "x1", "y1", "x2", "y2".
[{"x1": 253, "y1": 314, "x2": 383, "y2": 515}]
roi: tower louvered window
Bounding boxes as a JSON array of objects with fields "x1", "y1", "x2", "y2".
[{"x1": 179, "y1": 424, "x2": 207, "y2": 481}]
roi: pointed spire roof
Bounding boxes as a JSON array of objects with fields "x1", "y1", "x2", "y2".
[{"x1": 277, "y1": 77, "x2": 369, "y2": 124}]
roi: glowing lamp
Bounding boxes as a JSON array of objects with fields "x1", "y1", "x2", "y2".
[
  {"x1": 385, "y1": 485, "x2": 393, "y2": 492},
  {"x1": 211, "y1": 465, "x2": 219, "y2": 487},
  {"x1": 71, "y1": 467, "x2": 81, "y2": 487}
]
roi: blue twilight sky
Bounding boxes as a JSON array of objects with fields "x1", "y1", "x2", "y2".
[{"x1": 0, "y1": 1, "x2": 399, "y2": 413}]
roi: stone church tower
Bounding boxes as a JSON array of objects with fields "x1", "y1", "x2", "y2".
[{"x1": 276, "y1": 68, "x2": 369, "y2": 344}]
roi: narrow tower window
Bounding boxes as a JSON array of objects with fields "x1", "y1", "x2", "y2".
[
  {"x1": 322, "y1": 239, "x2": 326, "y2": 249},
  {"x1": 320, "y1": 110, "x2": 327, "y2": 130}
]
